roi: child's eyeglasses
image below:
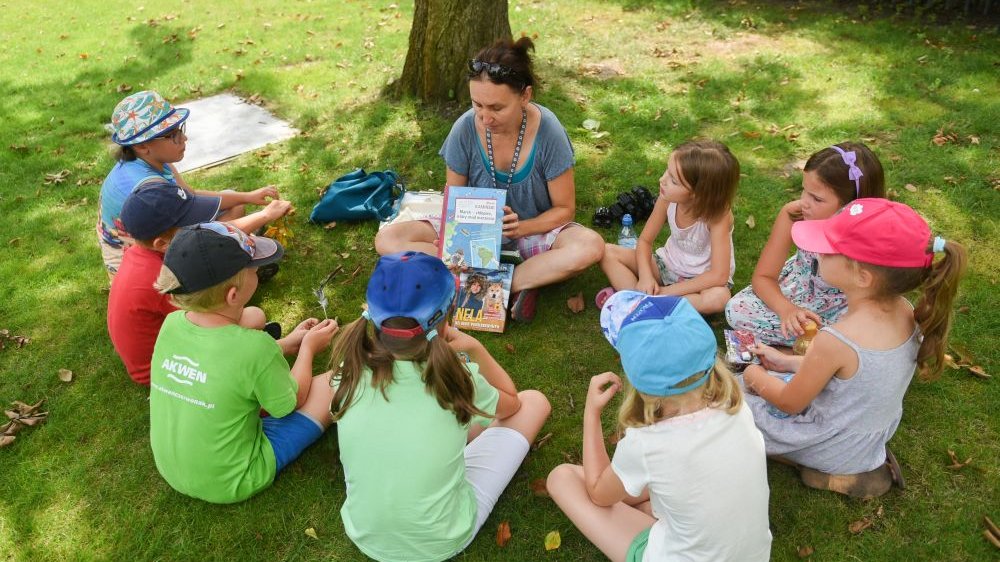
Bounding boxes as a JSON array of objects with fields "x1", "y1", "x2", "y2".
[
  {"x1": 468, "y1": 59, "x2": 515, "y2": 79},
  {"x1": 155, "y1": 123, "x2": 187, "y2": 145}
]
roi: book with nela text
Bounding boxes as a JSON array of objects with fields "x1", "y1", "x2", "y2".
[{"x1": 438, "y1": 186, "x2": 512, "y2": 332}]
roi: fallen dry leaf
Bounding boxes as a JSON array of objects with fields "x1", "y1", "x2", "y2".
[
  {"x1": 504, "y1": 343, "x2": 516, "y2": 354},
  {"x1": 544, "y1": 530, "x2": 561, "y2": 551},
  {"x1": 532, "y1": 432, "x2": 553, "y2": 451},
  {"x1": 496, "y1": 521, "x2": 512, "y2": 547},
  {"x1": 43, "y1": 169, "x2": 71, "y2": 185},
  {"x1": 968, "y1": 135, "x2": 980, "y2": 145},
  {"x1": 0, "y1": 435, "x2": 14, "y2": 448},
  {"x1": 566, "y1": 292, "x2": 585, "y2": 314},
  {"x1": 742, "y1": 130, "x2": 761, "y2": 139},
  {"x1": 931, "y1": 127, "x2": 959, "y2": 146},
  {"x1": 904, "y1": 183, "x2": 918, "y2": 192},
  {"x1": 848, "y1": 518, "x2": 873, "y2": 534},
  {"x1": 304, "y1": 527, "x2": 318, "y2": 539},
  {"x1": 967, "y1": 365, "x2": 990, "y2": 379},
  {"x1": 946, "y1": 449, "x2": 972, "y2": 469},
  {"x1": 530, "y1": 478, "x2": 550, "y2": 497},
  {"x1": 745, "y1": 215, "x2": 756, "y2": 229},
  {"x1": 985, "y1": 516, "x2": 1000, "y2": 537},
  {"x1": 58, "y1": 368, "x2": 73, "y2": 382},
  {"x1": 797, "y1": 545, "x2": 814, "y2": 557}
]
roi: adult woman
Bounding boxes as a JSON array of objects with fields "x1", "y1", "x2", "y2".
[{"x1": 375, "y1": 38, "x2": 604, "y2": 322}]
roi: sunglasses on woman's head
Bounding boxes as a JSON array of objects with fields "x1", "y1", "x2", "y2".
[{"x1": 468, "y1": 59, "x2": 514, "y2": 78}]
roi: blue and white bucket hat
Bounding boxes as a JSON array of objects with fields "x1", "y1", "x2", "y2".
[{"x1": 111, "y1": 90, "x2": 189, "y2": 146}]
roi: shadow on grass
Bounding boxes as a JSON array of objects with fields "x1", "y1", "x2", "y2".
[{"x1": 1, "y1": 2, "x2": 997, "y2": 560}]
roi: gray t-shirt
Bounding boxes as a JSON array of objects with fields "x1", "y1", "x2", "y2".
[{"x1": 439, "y1": 103, "x2": 575, "y2": 221}]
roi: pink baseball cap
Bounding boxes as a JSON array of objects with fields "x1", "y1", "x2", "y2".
[{"x1": 791, "y1": 198, "x2": 933, "y2": 268}]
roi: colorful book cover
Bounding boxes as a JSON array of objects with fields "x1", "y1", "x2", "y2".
[
  {"x1": 451, "y1": 264, "x2": 514, "y2": 333},
  {"x1": 438, "y1": 186, "x2": 507, "y2": 273}
]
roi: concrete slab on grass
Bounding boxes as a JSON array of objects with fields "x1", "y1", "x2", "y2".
[{"x1": 173, "y1": 93, "x2": 298, "y2": 173}]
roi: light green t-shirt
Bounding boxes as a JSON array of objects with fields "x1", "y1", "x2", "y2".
[
  {"x1": 149, "y1": 311, "x2": 298, "y2": 504},
  {"x1": 337, "y1": 360, "x2": 500, "y2": 562}
]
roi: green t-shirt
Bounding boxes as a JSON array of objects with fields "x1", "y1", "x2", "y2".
[
  {"x1": 149, "y1": 311, "x2": 298, "y2": 504},
  {"x1": 337, "y1": 360, "x2": 500, "y2": 562}
]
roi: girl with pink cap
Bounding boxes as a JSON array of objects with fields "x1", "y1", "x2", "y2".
[{"x1": 742, "y1": 199, "x2": 967, "y2": 497}]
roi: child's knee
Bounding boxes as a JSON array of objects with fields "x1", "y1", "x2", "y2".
[
  {"x1": 518, "y1": 389, "x2": 552, "y2": 420},
  {"x1": 239, "y1": 306, "x2": 267, "y2": 330},
  {"x1": 547, "y1": 463, "x2": 583, "y2": 496},
  {"x1": 701, "y1": 288, "x2": 731, "y2": 314}
]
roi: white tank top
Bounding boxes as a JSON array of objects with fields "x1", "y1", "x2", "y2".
[{"x1": 657, "y1": 202, "x2": 735, "y2": 282}]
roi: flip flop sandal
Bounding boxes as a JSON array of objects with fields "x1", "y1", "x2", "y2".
[
  {"x1": 595, "y1": 287, "x2": 616, "y2": 309},
  {"x1": 885, "y1": 445, "x2": 906, "y2": 489}
]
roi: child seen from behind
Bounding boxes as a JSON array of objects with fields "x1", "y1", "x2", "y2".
[
  {"x1": 598, "y1": 140, "x2": 740, "y2": 314},
  {"x1": 330, "y1": 252, "x2": 551, "y2": 562},
  {"x1": 742, "y1": 199, "x2": 966, "y2": 497},
  {"x1": 548, "y1": 291, "x2": 772, "y2": 562},
  {"x1": 725, "y1": 142, "x2": 886, "y2": 346},
  {"x1": 108, "y1": 185, "x2": 292, "y2": 385},
  {"x1": 149, "y1": 222, "x2": 338, "y2": 503}
]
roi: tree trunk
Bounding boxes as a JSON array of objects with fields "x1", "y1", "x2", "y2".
[{"x1": 397, "y1": 0, "x2": 511, "y2": 104}]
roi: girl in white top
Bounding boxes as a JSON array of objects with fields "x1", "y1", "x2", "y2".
[
  {"x1": 598, "y1": 140, "x2": 738, "y2": 314},
  {"x1": 548, "y1": 291, "x2": 771, "y2": 562}
]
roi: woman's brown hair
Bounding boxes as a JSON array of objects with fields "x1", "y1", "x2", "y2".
[
  {"x1": 860, "y1": 240, "x2": 967, "y2": 380},
  {"x1": 468, "y1": 36, "x2": 537, "y2": 93},
  {"x1": 673, "y1": 140, "x2": 740, "y2": 223},
  {"x1": 328, "y1": 316, "x2": 490, "y2": 425}
]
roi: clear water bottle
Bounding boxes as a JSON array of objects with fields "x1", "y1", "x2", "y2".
[{"x1": 618, "y1": 214, "x2": 637, "y2": 249}]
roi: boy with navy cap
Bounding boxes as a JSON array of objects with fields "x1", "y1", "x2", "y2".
[
  {"x1": 107, "y1": 186, "x2": 289, "y2": 385},
  {"x1": 547, "y1": 291, "x2": 771, "y2": 562},
  {"x1": 148, "y1": 222, "x2": 338, "y2": 504}
]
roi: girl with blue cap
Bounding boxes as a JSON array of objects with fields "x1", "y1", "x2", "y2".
[
  {"x1": 548, "y1": 291, "x2": 771, "y2": 562},
  {"x1": 328, "y1": 251, "x2": 551, "y2": 562}
]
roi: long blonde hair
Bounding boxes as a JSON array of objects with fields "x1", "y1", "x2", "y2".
[
  {"x1": 618, "y1": 359, "x2": 742, "y2": 430},
  {"x1": 328, "y1": 316, "x2": 489, "y2": 425}
]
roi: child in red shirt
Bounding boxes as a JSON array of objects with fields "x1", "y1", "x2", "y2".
[{"x1": 108, "y1": 185, "x2": 293, "y2": 384}]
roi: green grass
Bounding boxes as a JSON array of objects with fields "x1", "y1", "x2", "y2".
[{"x1": 1, "y1": 1, "x2": 997, "y2": 560}]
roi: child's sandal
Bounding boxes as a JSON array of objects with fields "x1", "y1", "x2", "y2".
[
  {"x1": 884, "y1": 445, "x2": 906, "y2": 489},
  {"x1": 798, "y1": 464, "x2": 894, "y2": 499}
]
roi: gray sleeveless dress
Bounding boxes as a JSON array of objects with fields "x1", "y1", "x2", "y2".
[{"x1": 744, "y1": 326, "x2": 920, "y2": 474}]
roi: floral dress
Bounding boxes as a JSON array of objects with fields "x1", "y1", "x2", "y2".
[{"x1": 725, "y1": 250, "x2": 847, "y2": 346}]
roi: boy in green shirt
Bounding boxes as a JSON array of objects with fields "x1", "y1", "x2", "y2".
[{"x1": 149, "y1": 221, "x2": 338, "y2": 503}]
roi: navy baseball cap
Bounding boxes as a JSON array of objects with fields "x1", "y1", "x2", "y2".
[
  {"x1": 365, "y1": 251, "x2": 457, "y2": 339},
  {"x1": 119, "y1": 184, "x2": 221, "y2": 241},
  {"x1": 163, "y1": 221, "x2": 283, "y2": 294},
  {"x1": 600, "y1": 291, "x2": 717, "y2": 396}
]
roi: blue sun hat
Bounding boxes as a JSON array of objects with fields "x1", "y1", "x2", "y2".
[
  {"x1": 600, "y1": 291, "x2": 718, "y2": 397},
  {"x1": 111, "y1": 90, "x2": 189, "y2": 146}
]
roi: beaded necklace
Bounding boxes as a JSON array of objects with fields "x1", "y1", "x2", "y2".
[{"x1": 485, "y1": 109, "x2": 527, "y2": 190}]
